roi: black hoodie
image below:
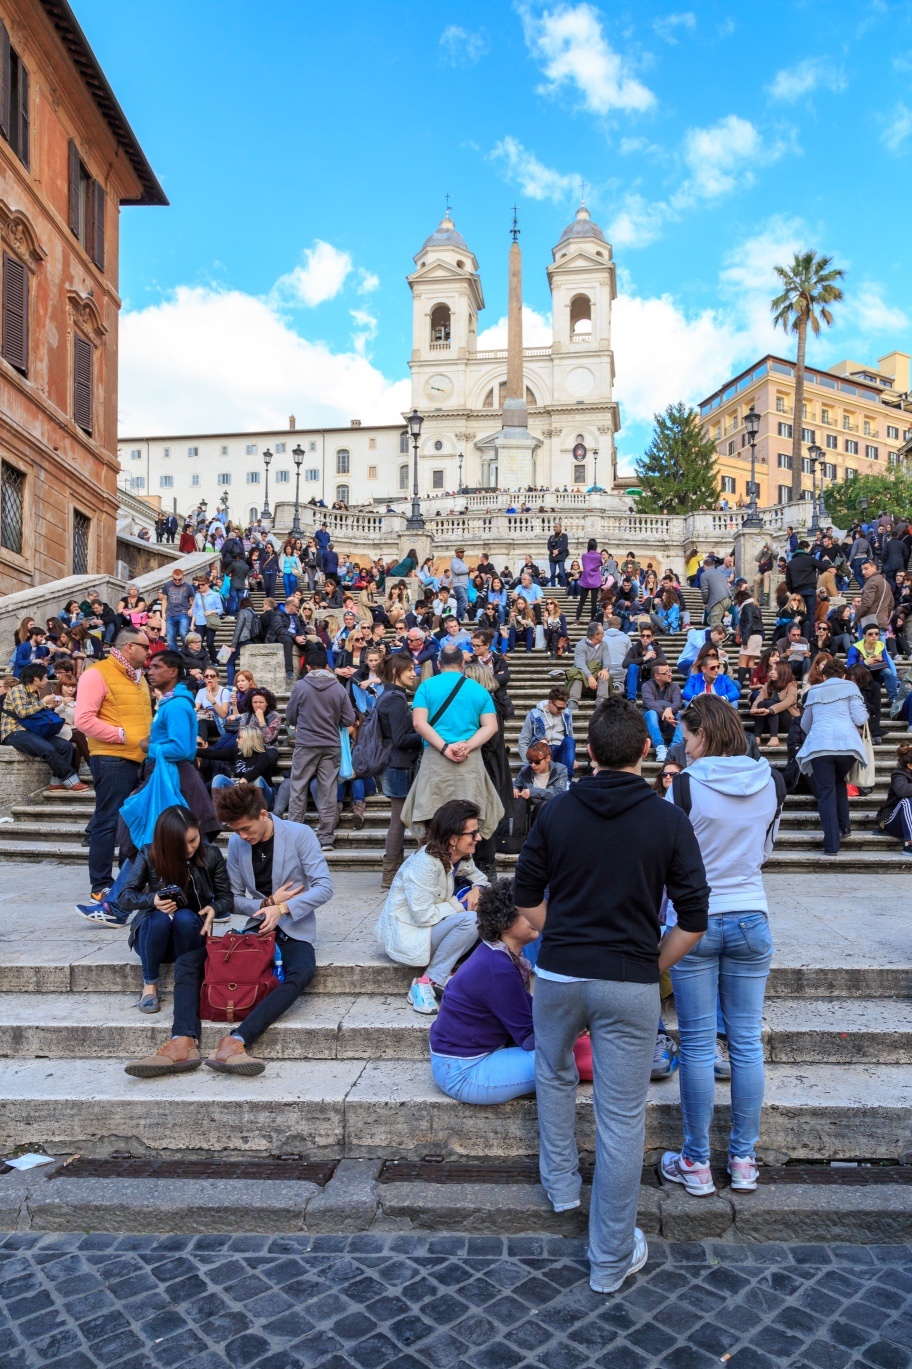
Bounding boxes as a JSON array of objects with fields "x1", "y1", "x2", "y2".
[{"x1": 513, "y1": 770, "x2": 709, "y2": 982}]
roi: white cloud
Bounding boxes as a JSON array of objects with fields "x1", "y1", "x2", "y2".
[
  {"x1": 652, "y1": 12, "x2": 696, "y2": 44},
  {"x1": 881, "y1": 103, "x2": 912, "y2": 154},
  {"x1": 439, "y1": 25, "x2": 489, "y2": 66},
  {"x1": 767, "y1": 58, "x2": 847, "y2": 103},
  {"x1": 357, "y1": 270, "x2": 380, "y2": 294},
  {"x1": 607, "y1": 193, "x2": 669, "y2": 249},
  {"x1": 349, "y1": 307, "x2": 379, "y2": 356},
  {"x1": 844, "y1": 285, "x2": 908, "y2": 335},
  {"x1": 476, "y1": 306, "x2": 553, "y2": 351},
  {"x1": 272, "y1": 240, "x2": 353, "y2": 307},
  {"x1": 679, "y1": 114, "x2": 783, "y2": 200},
  {"x1": 118, "y1": 284, "x2": 409, "y2": 433},
  {"x1": 520, "y1": 3, "x2": 655, "y2": 114},
  {"x1": 489, "y1": 137, "x2": 579, "y2": 203}
]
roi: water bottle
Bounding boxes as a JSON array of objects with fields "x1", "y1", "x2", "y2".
[{"x1": 273, "y1": 943, "x2": 285, "y2": 983}]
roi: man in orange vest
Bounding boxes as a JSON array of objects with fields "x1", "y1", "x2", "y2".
[{"x1": 74, "y1": 627, "x2": 153, "y2": 924}]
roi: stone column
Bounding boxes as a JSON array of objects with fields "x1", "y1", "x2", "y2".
[
  {"x1": 734, "y1": 526, "x2": 770, "y2": 584},
  {"x1": 502, "y1": 240, "x2": 528, "y2": 431}
]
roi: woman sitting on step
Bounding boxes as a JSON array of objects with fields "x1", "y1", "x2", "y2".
[{"x1": 429, "y1": 877, "x2": 539, "y2": 1105}]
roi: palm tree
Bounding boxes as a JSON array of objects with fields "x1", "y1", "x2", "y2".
[{"x1": 771, "y1": 252, "x2": 845, "y2": 503}]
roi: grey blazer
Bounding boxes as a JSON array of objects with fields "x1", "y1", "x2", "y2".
[{"x1": 226, "y1": 815, "x2": 333, "y2": 943}]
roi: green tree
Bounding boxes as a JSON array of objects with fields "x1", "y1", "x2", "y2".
[
  {"x1": 771, "y1": 251, "x2": 845, "y2": 502},
  {"x1": 635, "y1": 403, "x2": 720, "y2": 514},
  {"x1": 821, "y1": 470, "x2": 912, "y2": 527}
]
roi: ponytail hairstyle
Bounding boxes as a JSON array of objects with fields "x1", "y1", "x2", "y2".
[{"x1": 897, "y1": 742, "x2": 912, "y2": 771}]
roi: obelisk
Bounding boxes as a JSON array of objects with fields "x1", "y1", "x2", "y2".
[{"x1": 502, "y1": 215, "x2": 528, "y2": 430}]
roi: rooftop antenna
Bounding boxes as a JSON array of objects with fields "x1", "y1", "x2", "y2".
[{"x1": 511, "y1": 205, "x2": 520, "y2": 242}]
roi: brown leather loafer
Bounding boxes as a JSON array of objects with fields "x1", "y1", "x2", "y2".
[
  {"x1": 204, "y1": 1035, "x2": 265, "y2": 1076},
  {"x1": 124, "y1": 1035, "x2": 201, "y2": 1078}
]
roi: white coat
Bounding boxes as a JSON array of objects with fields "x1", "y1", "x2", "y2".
[{"x1": 374, "y1": 847, "x2": 489, "y2": 967}]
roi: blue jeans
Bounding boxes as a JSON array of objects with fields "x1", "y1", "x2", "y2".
[
  {"x1": 283, "y1": 572, "x2": 298, "y2": 599},
  {"x1": 625, "y1": 664, "x2": 640, "y2": 699},
  {"x1": 136, "y1": 906, "x2": 205, "y2": 984},
  {"x1": 431, "y1": 1048, "x2": 536, "y2": 1104},
  {"x1": 165, "y1": 614, "x2": 190, "y2": 650},
  {"x1": 644, "y1": 709, "x2": 673, "y2": 750},
  {"x1": 881, "y1": 636, "x2": 898, "y2": 702},
  {"x1": 452, "y1": 586, "x2": 468, "y2": 620},
  {"x1": 549, "y1": 560, "x2": 567, "y2": 587},
  {"x1": 87, "y1": 756, "x2": 141, "y2": 895},
  {"x1": 670, "y1": 911, "x2": 773, "y2": 1165},
  {"x1": 212, "y1": 773, "x2": 273, "y2": 804},
  {"x1": 509, "y1": 625, "x2": 534, "y2": 651},
  {"x1": 550, "y1": 736, "x2": 576, "y2": 772}
]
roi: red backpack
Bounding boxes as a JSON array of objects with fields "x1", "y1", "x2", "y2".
[{"x1": 200, "y1": 930, "x2": 278, "y2": 1023}]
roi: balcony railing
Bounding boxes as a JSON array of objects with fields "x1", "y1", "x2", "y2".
[
  {"x1": 429, "y1": 341, "x2": 451, "y2": 351},
  {"x1": 570, "y1": 332, "x2": 592, "y2": 344}
]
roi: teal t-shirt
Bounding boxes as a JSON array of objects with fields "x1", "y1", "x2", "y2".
[{"x1": 413, "y1": 673, "x2": 496, "y2": 746}]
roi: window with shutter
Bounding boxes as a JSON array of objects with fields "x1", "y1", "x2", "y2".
[
  {"x1": 91, "y1": 181, "x2": 104, "y2": 269},
  {"x1": 0, "y1": 22, "x2": 10, "y2": 145},
  {"x1": 73, "y1": 334, "x2": 93, "y2": 433},
  {"x1": 67, "y1": 140, "x2": 81, "y2": 237},
  {"x1": 1, "y1": 251, "x2": 28, "y2": 374},
  {"x1": 16, "y1": 62, "x2": 28, "y2": 169},
  {"x1": 1, "y1": 23, "x2": 29, "y2": 168}
]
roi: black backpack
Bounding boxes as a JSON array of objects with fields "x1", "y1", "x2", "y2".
[
  {"x1": 350, "y1": 705, "x2": 392, "y2": 779},
  {"x1": 671, "y1": 767, "x2": 785, "y2": 852}
]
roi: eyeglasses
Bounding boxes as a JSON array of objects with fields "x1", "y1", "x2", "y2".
[{"x1": 462, "y1": 828, "x2": 481, "y2": 840}]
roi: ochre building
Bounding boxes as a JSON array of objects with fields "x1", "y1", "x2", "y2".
[{"x1": 0, "y1": 0, "x2": 165, "y2": 594}]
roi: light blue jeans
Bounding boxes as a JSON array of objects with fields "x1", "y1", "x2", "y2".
[
  {"x1": 644, "y1": 709, "x2": 673, "y2": 750},
  {"x1": 670, "y1": 911, "x2": 773, "y2": 1165},
  {"x1": 431, "y1": 1047, "x2": 536, "y2": 1104}
]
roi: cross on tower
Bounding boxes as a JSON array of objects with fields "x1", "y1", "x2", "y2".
[
  {"x1": 511, "y1": 205, "x2": 520, "y2": 241},
  {"x1": 579, "y1": 179, "x2": 588, "y2": 205},
  {"x1": 445, "y1": 192, "x2": 452, "y2": 216}
]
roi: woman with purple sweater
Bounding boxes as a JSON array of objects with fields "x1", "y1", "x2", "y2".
[
  {"x1": 575, "y1": 539, "x2": 604, "y2": 623},
  {"x1": 429, "y1": 878, "x2": 540, "y2": 1104}
]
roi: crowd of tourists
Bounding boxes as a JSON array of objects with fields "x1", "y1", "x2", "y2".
[{"x1": 4, "y1": 498, "x2": 910, "y2": 1296}]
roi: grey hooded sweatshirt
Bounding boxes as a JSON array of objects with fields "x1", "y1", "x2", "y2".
[{"x1": 286, "y1": 669, "x2": 355, "y2": 748}]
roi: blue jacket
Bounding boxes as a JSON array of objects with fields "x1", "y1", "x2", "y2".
[{"x1": 681, "y1": 672, "x2": 741, "y2": 705}]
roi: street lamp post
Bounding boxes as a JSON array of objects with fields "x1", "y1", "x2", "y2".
[
  {"x1": 457, "y1": 451, "x2": 464, "y2": 494},
  {"x1": 808, "y1": 443, "x2": 824, "y2": 532},
  {"x1": 291, "y1": 444, "x2": 305, "y2": 536},
  {"x1": 261, "y1": 448, "x2": 273, "y2": 527},
  {"x1": 859, "y1": 495, "x2": 869, "y2": 526},
  {"x1": 405, "y1": 410, "x2": 425, "y2": 531},
  {"x1": 593, "y1": 447, "x2": 599, "y2": 492},
  {"x1": 742, "y1": 405, "x2": 762, "y2": 527},
  {"x1": 808, "y1": 448, "x2": 820, "y2": 534}
]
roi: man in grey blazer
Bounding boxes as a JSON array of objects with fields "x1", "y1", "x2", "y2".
[{"x1": 124, "y1": 784, "x2": 333, "y2": 1079}]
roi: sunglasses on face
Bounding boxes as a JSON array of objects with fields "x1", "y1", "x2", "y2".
[{"x1": 461, "y1": 829, "x2": 481, "y2": 840}]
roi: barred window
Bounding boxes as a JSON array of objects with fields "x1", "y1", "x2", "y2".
[
  {"x1": 0, "y1": 459, "x2": 24, "y2": 554},
  {"x1": 72, "y1": 509, "x2": 90, "y2": 575}
]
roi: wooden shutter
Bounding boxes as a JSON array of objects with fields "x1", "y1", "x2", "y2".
[
  {"x1": 17, "y1": 61, "x2": 28, "y2": 169},
  {"x1": 0, "y1": 22, "x2": 10, "y2": 145},
  {"x1": 1, "y1": 251, "x2": 28, "y2": 373},
  {"x1": 91, "y1": 180, "x2": 105, "y2": 270},
  {"x1": 73, "y1": 334, "x2": 93, "y2": 433},
  {"x1": 67, "y1": 139, "x2": 80, "y2": 237}
]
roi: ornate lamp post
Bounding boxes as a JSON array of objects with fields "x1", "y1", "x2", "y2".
[
  {"x1": 592, "y1": 447, "x2": 600, "y2": 492},
  {"x1": 457, "y1": 451, "x2": 464, "y2": 494},
  {"x1": 406, "y1": 409, "x2": 425, "y2": 531},
  {"x1": 199, "y1": 498, "x2": 208, "y2": 519},
  {"x1": 859, "y1": 494, "x2": 869, "y2": 525},
  {"x1": 807, "y1": 448, "x2": 820, "y2": 534},
  {"x1": 291, "y1": 444, "x2": 305, "y2": 536},
  {"x1": 261, "y1": 447, "x2": 273, "y2": 526},
  {"x1": 808, "y1": 442, "x2": 824, "y2": 533},
  {"x1": 219, "y1": 489, "x2": 229, "y2": 519},
  {"x1": 742, "y1": 405, "x2": 762, "y2": 528}
]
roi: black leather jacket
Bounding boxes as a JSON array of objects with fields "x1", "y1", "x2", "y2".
[{"x1": 123, "y1": 842, "x2": 233, "y2": 947}]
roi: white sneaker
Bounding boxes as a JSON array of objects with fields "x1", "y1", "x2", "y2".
[
  {"x1": 728, "y1": 1155, "x2": 759, "y2": 1191},
  {"x1": 407, "y1": 976, "x2": 438, "y2": 1015},
  {"x1": 655, "y1": 745, "x2": 668, "y2": 762},
  {"x1": 659, "y1": 1150, "x2": 717, "y2": 1197},
  {"x1": 590, "y1": 1227, "x2": 649, "y2": 1293}
]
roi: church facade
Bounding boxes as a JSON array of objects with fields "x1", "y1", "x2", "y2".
[{"x1": 118, "y1": 206, "x2": 621, "y2": 515}]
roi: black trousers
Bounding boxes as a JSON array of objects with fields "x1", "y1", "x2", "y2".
[
  {"x1": 575, "y1": 587, "x2": 600, "y2": 621},
  {"x1": 172, "y1": 932, "x2": 316, "y2": 1047},
  {"x1": 809, "y1": 754, "x2": 855, "y2": 853}
]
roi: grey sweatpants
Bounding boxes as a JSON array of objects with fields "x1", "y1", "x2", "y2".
[
  {"x1": 533, "y1": 975, "x2": 659, "y2": 1287},
  {"x1": 288, "y1": 745, "x2": 340, "y2": 844}
]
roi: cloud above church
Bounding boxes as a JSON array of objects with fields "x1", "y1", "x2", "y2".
[
  {"x1": 520, "y1": 3, "x2": 655, "y2": 114},
  {"x1": 488, "y1": 137, "x2": 579, "y2": 202}
]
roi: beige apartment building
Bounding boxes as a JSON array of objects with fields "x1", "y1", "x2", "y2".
[{"x1": 699, "y1": 351, "x2": 912, "y2": 507}]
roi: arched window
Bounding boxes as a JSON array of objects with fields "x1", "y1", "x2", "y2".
[
  {"x1": 248, "y1": 507, "x2": 258, "y2": 523},
  {"x1": 336, "y1": 448, "x2": 350, "y2": 474},
  {"x1": 336, "y1": 485, "x2": 350, "y2": 505},
  {"x1": 570, "y1": 294, "x2": 592, "y2": 335},
  {"x1": 399, "y1": 464, "x2": 409, "y2": 490},
  {"x1": 399, "y1": 431, "x2": 409, "y2": 453},
  {"x1": 430, "y1": 304, "x2": 451, "y2": 345},
  {"x1": 483, "y1": 381, "x2": 538, "y2": 408}
]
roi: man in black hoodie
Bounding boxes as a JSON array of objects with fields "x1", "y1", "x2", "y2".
[{"x1": 515, "y1": 698, "x2": 709, "y2": 1294}]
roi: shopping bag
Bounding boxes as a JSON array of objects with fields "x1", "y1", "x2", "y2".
[
  {"x1": 119, "y1": 752, "x2": 186, "y2": 850},
  {"x1": 339, "y1": 726, "x2": 354, "y2": 781}
]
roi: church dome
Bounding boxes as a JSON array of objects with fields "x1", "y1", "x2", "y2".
[
  {"x1": 421, "y1": 213, "x2": 470, "y2": 252},
  {"x1": 558, "y1": 204, "x2": 606, "y2": 244}
]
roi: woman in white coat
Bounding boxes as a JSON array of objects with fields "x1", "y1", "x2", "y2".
[
  {"x1": 796, "y1": 656, "x2": 868, "y2": 855},
  {"x1": 375, "y1": 799, "x2": 489, "y2": 1014}
]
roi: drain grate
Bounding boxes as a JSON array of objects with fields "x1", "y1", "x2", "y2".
[
  {"x1": 45, "y1": 1157, "x2": 338, "y2": 1184},
  {"x1": 378, "y1": 1160, "x2": 912, "y2": 1188}
]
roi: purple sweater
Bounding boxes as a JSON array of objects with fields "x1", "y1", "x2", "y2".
[
  {"x1": 579, "y1": 551, "x2": 602, "y2": 590},
  {"x1": 429, "y1": 942, "x2": 535, "y2": 1057}
]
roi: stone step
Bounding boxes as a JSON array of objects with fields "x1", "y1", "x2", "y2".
[
  {"x1": 1, "y1": 1056, "x2": 910, "y2": 1161},
  {"x1": 2, "y1": 992, "x2": 908, "y2": 1065}
]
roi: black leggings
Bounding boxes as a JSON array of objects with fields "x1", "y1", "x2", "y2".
[{"x1": 575, "y1": 587, "x2": 600, "y2": 621}]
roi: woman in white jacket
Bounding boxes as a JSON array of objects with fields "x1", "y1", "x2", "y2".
[
  {"x1": 796, "y1": 656, "x2": 869, "y2": 856},
  {"x1": 659, "y1": 695, "x2": 780, "y2": 1200},
  {"x1": 375, "y1": 799, "x2": 489, "y2": 1014}
]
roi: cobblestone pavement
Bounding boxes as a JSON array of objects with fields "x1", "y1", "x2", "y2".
[{"x1": 2, "y1": 1231, "x2": 911, "y2": 1369}]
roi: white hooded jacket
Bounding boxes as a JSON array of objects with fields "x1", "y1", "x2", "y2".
[{"x1": 665, "y1": 755, "x2": 778, "y2": 918}]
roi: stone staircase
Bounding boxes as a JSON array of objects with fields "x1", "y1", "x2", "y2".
[{"x1": 1, "y1": 580, "x2": 910, "y2": 1186}]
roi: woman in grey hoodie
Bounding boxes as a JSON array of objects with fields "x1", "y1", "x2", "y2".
[{"x1": 796, "y1": 657, "x2": 868, "y2": 855}]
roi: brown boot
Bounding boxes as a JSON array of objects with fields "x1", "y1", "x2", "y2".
[
  {"x1": 381, "y1": 855, "x2": 401, "y2": 889},
  {"x1": 124, "y1": 1035, "x2": 201, "y2": 1078},
  {"x1": 352, "y1": 800, "x2": 366, "y2": 830},
  {"x1": 204, "y1": 1035, "x2": 265, "y2": 1076}
]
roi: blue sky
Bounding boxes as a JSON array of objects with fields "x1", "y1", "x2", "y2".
[{"x1": 79, "y1": 0, "x2": 912, "y2": 470}]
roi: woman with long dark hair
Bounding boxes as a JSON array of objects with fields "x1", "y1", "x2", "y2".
[
  {"x1": 375, "y1": 798, "x2": 489, "y2": 1014},
  {"x1": 122, "y1": 804, "x2": 232, "y2": 1014}
]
